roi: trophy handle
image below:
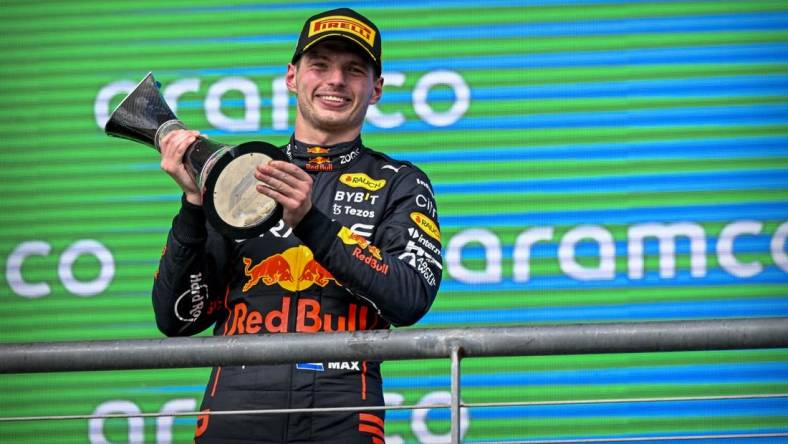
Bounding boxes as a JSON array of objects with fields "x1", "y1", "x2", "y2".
[{"x1": 154, "y1": 119, "x2": 188, "y2": 151}]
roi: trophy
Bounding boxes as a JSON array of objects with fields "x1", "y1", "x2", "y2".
[{"x1": 104, "y1": 72, "x2": 288, "y2": 239}]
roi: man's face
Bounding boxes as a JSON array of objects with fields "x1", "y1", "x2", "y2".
[{"x1": 286, "y1": 41, "x2": 383, "y2": 138}]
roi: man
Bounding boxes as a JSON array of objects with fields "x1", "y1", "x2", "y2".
[{"x1": 152, "y1": 7, "x2": 443, "y2": 444}]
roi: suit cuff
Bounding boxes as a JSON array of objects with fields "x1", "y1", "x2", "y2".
[{"x1": 172, "y1": 194, "x2": 207, "y2": 244}]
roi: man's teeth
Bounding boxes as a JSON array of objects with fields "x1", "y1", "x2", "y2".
[{"x1": 322, "y1": 95, "x2": 346, "y2": 103}]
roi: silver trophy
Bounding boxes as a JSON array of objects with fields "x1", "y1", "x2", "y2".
[{"x1": 104, "y1": 72, "x2": 287, "y2": 238}]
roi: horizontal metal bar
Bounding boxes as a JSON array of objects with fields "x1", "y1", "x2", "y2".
[
  {"x1": 0, "y1": 403, "x2": 448, "y2": 423},
  {"x1": 1, "y1": 317, "x2": 787, "y2": 373},
  {"x1": 4, "y1": 393, "x2": 786, "y2": 423}
]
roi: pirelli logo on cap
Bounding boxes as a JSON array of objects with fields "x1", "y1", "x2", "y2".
[{"x1": 309, "y1": 15, "x2": 376, "y2": 47}]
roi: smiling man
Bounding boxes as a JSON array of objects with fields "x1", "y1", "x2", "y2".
[
  {"x1": 287, "y1": 40, "x2": 382, "y2": 143},
  {"x1": 153, "y1": 7, "x2": 443, "y2": 444}
]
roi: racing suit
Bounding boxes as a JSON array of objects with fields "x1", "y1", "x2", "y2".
[{"x1": 152, "y1": 136, "x2": 442, "y2": 443}]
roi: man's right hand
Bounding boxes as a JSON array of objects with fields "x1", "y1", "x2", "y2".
[{"x1": 159, "y1": 129, "x2": 202, "y2": 205}]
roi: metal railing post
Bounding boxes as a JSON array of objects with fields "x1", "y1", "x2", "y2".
[{"x1": 450, "y1": 345, "x2": 463, "y2": 444}]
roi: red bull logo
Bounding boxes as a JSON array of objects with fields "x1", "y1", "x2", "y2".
[
  {"x1": 306, "y1": 156, "x2": 333, "y2": 171},
  {"x1": 338, "y1": 226, "x2": 370, "y2": 248},
  {"x1": 338, "y1": 227, "x2": 388, "y2": 274},
  {"x1": 300, "y1": 259, "x2": 335, "y2": 287},
  {"x1": 242, "y1": 246, "x2": 336, "y2": 292},
  {"x1": 307, "y1": 146, "x2": 330, "y2": 154},
  {"x1": 367, "y1": 245, "x2": 382, "y2": 261},
  {"x1": 226, "y1": 297, "x2": 370, "y2": 334},
  {"x1": 242, "y1": 255, "x2": 293, "y2": 291},
  {"x1": 352, "y1": 246, "x2": 388, "y2": 274}
]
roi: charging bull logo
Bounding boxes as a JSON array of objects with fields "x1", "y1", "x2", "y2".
[
  {"x1": 337, "y1": 226, "x2": 388, "y2": 274},
  {"x1": 243, "y1": 246, "x2": 336, "y2": 292},
  {"x1": 242, "y1": 255, "x2": 292, "y2": 290},
  {"x1": 306, "y1": 156, "x2": 333, "y2": 171},
  {"x1": 337, "y1": 227, "x2": 383, "y2": 259},
  {"x1": 300, "y1": 259, "x2": 335, "y2": 287}
]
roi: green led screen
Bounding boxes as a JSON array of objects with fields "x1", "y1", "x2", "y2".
[{"x1": 1, "y1": 1, "x2": 787, "y2": 443}]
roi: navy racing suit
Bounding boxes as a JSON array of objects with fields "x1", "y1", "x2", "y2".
[{"x1": 152, "y1": 136, "x2": 442, "y2": 443}]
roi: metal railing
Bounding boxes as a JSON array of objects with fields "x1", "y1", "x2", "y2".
[{"x1": 2, "y1": 317, "x2": 788, "y2": 443}]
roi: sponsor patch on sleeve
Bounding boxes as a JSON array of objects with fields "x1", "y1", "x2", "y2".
[{"x1": 410, "y1": 212, "x2": 441, "y2": 242}]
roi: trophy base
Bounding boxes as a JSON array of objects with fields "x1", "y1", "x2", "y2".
[{"x1": 202, "y1": 141, "x2": 289, "y2": 239}]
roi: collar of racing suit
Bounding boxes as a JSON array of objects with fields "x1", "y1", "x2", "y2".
[{"x1": 285, "y1": 135, "x2": 363, "y2": 172}]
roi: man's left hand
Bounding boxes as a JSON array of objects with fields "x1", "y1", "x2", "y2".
[{"x1": 255, "y1": 160, "x2": 313, "y2": 228}]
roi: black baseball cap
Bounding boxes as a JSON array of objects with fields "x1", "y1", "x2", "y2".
[{"x1": 291, "y1": 8, "x2": 382, "y2": 76}]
